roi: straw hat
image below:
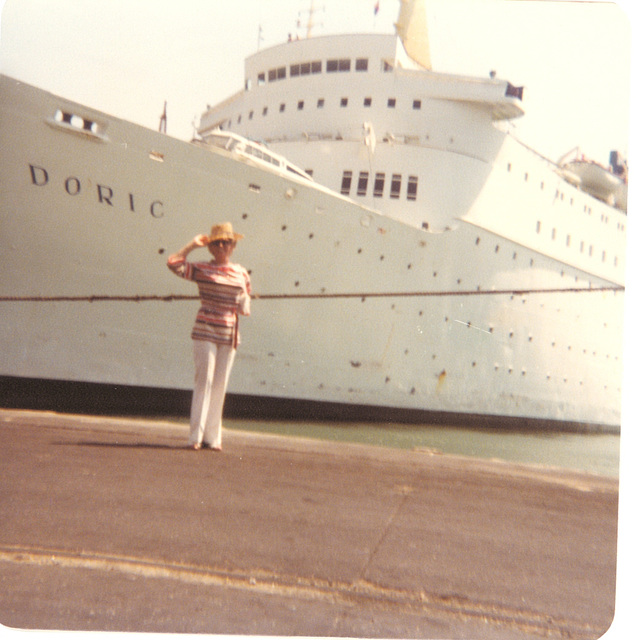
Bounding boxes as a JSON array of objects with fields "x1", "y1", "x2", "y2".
[{"x1": 207, "y1": 222, "x2": 244, "y2": 244}]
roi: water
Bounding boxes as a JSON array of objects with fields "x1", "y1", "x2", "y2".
[{"x1": 221, "y1": 418, "x2": 620, "y2": 478}]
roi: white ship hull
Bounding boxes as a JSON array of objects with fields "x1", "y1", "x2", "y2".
[{"x1": 0, "y1": 73, "x2": 625, "y2": 428}]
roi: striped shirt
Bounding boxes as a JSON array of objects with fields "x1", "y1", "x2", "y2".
[{"x1": 168, "y1": 256, "x2": 251, "y2": 346}]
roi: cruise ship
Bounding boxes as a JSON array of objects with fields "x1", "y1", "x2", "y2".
[{"x1": 0, "y1": 0, "x2": 626, "y2": 429}]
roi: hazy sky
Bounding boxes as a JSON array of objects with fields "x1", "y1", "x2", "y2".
[{"x1": 0, "y1": 0, "x2": 631, "y2": 165}]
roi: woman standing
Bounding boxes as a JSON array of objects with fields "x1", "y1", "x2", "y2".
[{"x1": 167, "y1": 223, "x2": 251, "y2": 450}]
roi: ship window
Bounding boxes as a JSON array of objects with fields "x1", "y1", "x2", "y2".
[
  {"x1": 291, "y1": 64, "x2": 300, "y2": 77},
  {"x1": 413, "y1": 100, "x2": 422, "y2": 110},
  {"x1": 390, "y1": 174, "x2": 402, "y2": 199},
  {"x1": 382, "y1": 59, "x2": 394, "y2": 72},
  {"x1": 279, "y1": 103, "x2": 286, "y2": 113},
  {"x1": 317, "y1": 98, "x2": 325, "y2": 108},
  {"x1": 297, "y1": 100, "x2": 304, "y2": 110},
  {"x1": 407, "y1": 176, "x2": 418, "y2": 201},
  {"x1": 373, "y1": 172, "x2": 385, "y2": 197},
  {"x1": 249, "y1": 110, "x2": 254, "y2": 120},
  {"x1": 257, "y1": 73, "x2": 265, "y2": 86},
  {"x1": 364, "y1": 97, "x2": 372, "y2": 107},
  {"x1": 311, "y1": 61, "x2": 322, "y2": 74},
  {"x1": 355, "y1": 58, "x2": 369, "y2": 71},
  {"x1": 262, "y1": 106, "x2": 268, "y2": 116},
  {"x1": 340, "y1": 97, "x2": 348, "y2": 107},
  {"x1": 357, "y1": 171, "x2": 369, "y2": 196},
  {"x1": 327, "y1": 58, "x2": 350, "y2": 72},
  {"x1": 268, "y1": 66, "x2": 286, "y2": 82},
  {"x1": 387, "y1": 98, "x2": 396, "y2": 108},
  {"x1": 341, "y1": 170, "x2": 353, "y2": 195}
]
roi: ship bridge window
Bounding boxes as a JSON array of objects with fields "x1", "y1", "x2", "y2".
[
  {"x1": 257, "y1": 73, "x2": 265, "y2": 86},
  {"x1": 341, "y1": 170, "x2": 353, "y2": 195},
  {"x1": 388, "y1": 98, "x2": 396, "y2": 108},
  {"x1": 373, "y1": 172, "x2": 385, "y2": 197},
  {"x1": 317, "y1": 98, "x2": 325, "y2": 108},
  {"x1": 407, "y1": 176, "x2": 418, "y2": 201},
  {"x1": 357, "y1": 172, "x2": 369, "y2": 196},
  {"x1": 413, "y1": 100, "x2": 422, "y2": 110},
  {"x1": 291, "y1": 60, "x2": 322, "y2": 76},
  {"x1": 268, "y1": 66, "x2": 287, "y2": 82},
  {"x1": 382, "y1": 59, "x2": 394, "y2": 72},
  {"x1": 340, "y1": 97, "x2": 348, "y2": 107},
  {"x1": 364, "y1": 97, "x2": 372, "y2": 107},
  {"x1": 327, "y1": 58, "x2": 351, "y2": 72},
  {"x1": 355, "y1": 58, "x2": 369, "y2": 71},
  {"x1": 390, "y1": 174, "x2": 402, "y2": 199},
  {"x1": 297, "y1": 100, "x2": 304, "y2": 110}
]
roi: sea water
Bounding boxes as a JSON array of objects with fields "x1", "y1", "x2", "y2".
[{"x1": 222, "y1": 418, "x2": 620, "y2": 478}]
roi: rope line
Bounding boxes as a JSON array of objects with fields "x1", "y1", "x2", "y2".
[{"x1": 0, "y1": 286, "x2": 624, "y2": 303}]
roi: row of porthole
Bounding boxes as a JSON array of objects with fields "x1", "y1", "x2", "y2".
[{"x1": 507, "y1": 161, "x2": 626, "y2": 233}]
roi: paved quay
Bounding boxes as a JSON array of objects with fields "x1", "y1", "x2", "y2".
[{"x1": 0, "y1": 409, "x2": 619, "y2": 639}]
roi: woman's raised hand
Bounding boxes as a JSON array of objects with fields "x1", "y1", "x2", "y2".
[{"x1": 193, "y1": 234, "x2": 209, "y2": 247}]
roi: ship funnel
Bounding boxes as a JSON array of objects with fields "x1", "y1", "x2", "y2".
[{"x1": 395, "y1": 0, "x2": 432, "y2": 70}]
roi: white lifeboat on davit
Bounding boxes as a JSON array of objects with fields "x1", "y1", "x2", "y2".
[{"x1": 558, "y1": 148, "x2": 628, "y2": 211}]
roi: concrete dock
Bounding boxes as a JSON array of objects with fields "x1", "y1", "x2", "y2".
[{"x1": 0, "y1": 409, "x2": 618, "y2": 639}]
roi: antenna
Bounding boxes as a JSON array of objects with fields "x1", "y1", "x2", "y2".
[
  {"x1": 158, "y1": 101, "x2": 167, "y2": 134},
  {"x1": 257, "y1": 24, "x2": 263, "y2": 50}
]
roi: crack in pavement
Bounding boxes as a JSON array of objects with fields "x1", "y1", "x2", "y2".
[{"x1": 0, "y1": 544, "x2": 604, "y2": 639}]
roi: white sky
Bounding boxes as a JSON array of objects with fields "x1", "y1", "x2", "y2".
[{"x1": 0, "y1": 0, "x2": 631, "y2": 165}]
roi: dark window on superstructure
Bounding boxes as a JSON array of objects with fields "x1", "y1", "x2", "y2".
[
  {"x1": 327, "y1": 58, "x2": 351, "y2": 72},
  {"x1": 407, "y1": 176, "x2": 418, "y2": 201},
  {"x1": 249, "y1": 110, "x2": 254, "y2": 120},
  {"x1": 383, "y1": 59, "x2": 394, "y2": 72},
  {"x1": 317, "y1": 98, "x2": 325, "y2": 108},
  {"x1": 413, "y1": 99, "x2": 422, "y2": 110},
  {"x1": 262, "y1": 106, "x2": 268, "y2": 116},
  {"x1": 340, "y1": 97, "x2": 348, "y2": 107},
  {"x1": 291, "y1": 61, "x2": 320, "y2": 76},
  {"x1": 297, "y1": 100, "x2": 304, "y2": 110},
  {"x1": 390, "y1": 174, "x2": 402, "y2": 199},
  {"x1": 387, "y1": 98, "x2": 396, "y2": 108},
  {"x1": 279, "y1": 103, "x2": 286, "y2": 112},
  {"x1": 355, "y1": 58, "x2": 369, "y2": 71},
  {"x1": 341, "y1": 170, "x2": 353, "y2": 195},
  {"x1": 311, "y1": 61, "x2": 321, "y2": 74},
  {"x1": 268, "y1": 66, "x2": 286, "y2": 82},
  {"x1": 363, "y1": 97, "x2": 372, "y2": 107},
  {"x1": 373, "y1": 172, "x2": 385, "y2": 197},
  {"x1": 257, "y1": 73, "x2": 265, "y2": 85},
  {"x1": 357, "y1": 171, "x2": 369, "y2": 196}
]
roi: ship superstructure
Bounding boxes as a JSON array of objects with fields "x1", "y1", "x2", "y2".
[{"x1": 0, "y1": 1, "x2": 626, "y2": 428}]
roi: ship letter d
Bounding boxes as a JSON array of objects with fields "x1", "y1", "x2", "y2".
[{"x1": 29, "y1": 164, "x2": 49, "y2": 186}]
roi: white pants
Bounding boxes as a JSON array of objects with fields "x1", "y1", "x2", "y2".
[{"x1": 189, "y1": 340, "x2": 236, "y2": 447}]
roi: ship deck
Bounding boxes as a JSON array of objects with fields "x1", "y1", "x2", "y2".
[{"x1": 0, "y1": 409, "x2": 619, "y2": 639}]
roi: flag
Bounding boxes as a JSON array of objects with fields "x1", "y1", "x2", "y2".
[{"x1": 374, "y1": 2, "x2": 380, "y2": 16}]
